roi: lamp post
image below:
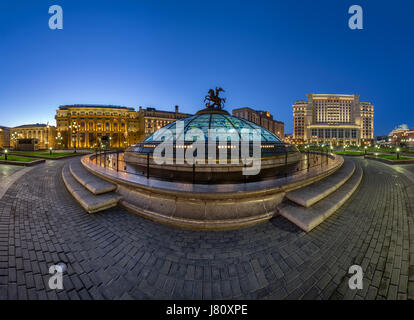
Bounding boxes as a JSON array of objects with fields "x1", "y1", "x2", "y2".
[
  {"x1": 49, "y1": 147, "x2": 53, "y2": 156},
  {"x1": 4, "y1": 149, "x2": 8, "y2": 161},
  {"x1": 46, "y1": 124, "x2": 49, "y2": 150},
  {"x1": 69, "y1": 122, "x2": 78, "y2": 153},
  {"x1": 396, "y1": 148, "x2": 400, "y2": 160},
  {"x1": 364, "y1": 146, "x2": 367, "y2": 155}
]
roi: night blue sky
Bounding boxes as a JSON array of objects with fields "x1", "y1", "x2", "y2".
[{"x1": 0, "y1": 0, "x2": 413, "y2": 135}]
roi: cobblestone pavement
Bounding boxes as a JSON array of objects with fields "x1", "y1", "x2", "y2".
[
  {"x1": 402, "y1": 164, "x2": 414, "y2": 175},
  {"x1": 0, "y1": 158, "x2": 412, "y2": 300},
  {"x1": 0, "y1": 165, "x2": 22, "y2": 178}
]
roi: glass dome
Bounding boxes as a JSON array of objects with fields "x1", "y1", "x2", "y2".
[
  {"x1": 143, "y1": 111, "x2": 283, "y2": 143},
  {"x1": 124, "y1": 108, "x2": 300, "y2": 183}
]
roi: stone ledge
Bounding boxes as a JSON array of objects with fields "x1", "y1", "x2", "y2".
[
  {"x1": 8, "y1": 152, "x2": 81, "y2": 160},
  {"x1": 277, "y1": 163, "x2": 363, "y2": 232},
  {"x1": 62, "y1": 165, "x2": 121, "y2": 213},
  {"x1": 0, "y1": 159, "x2": 45, "y2": 166},
  {"x1": 364, "y1": 155, "x2": 414, "y2": 165},
  {"x1": 119, "y1": 199, "x2": 275, "y2": 231},
  {"x1": 70, "y1": 160, "x2": 117, "y2": 195},
  {"x1": 286, "y1": 159, "x2": 355, "y2": 207}
]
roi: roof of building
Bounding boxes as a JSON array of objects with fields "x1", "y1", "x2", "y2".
[
  {"x1": 140, "y1": 106, "x2": 192, "y2": 115},
  {"x1": 0, "y1": 126, "x2": 10, "y2": 130},
  {"x1": 232, "y1": 107, "x2": 256, "y2": 112},
  {"x1": 59, "y1": 104, "x2": 135, "y2": 111},
  {"x1": 12, "y1": 123, "x2": 48, "y2": 129}
]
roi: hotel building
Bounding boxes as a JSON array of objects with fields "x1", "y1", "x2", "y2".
[
  {"x1": 232, "y1": 107, "x2": 285, "y2": 139},
  {"x1": 292, "y1": 94, "x2": 374, "y2": 145},
  {"x1": 10, "y1": 124, "x2": 56, "y2": 149}
]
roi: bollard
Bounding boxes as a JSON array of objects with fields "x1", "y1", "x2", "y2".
[
  {"x1": 192, "y1": 163, "x2": 195, "y2": 184},
  {"x1": 321, "y1": 152, "x2": 323, "y2": 168},
  {"x1": 146, "y1": 153, "x2": 150, "y2": 178},
  {"x1": 244, "y1": 161, "x2": 247, "y2": 184},
  {"x1": 285, "y1": 150, "x2": 288, "y2": 177},
  {"x1": 116, "y1": 150, "x2": 119, "y2": 172}
]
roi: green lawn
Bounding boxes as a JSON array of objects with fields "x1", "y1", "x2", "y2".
[
  {"x1": 374, "y1": 154, "x2": 413, "y2": 161},
  {"x1": 335, "y1": 151, "x2": 364, "y2": 156},
  {"x1": 0, "y1": 155, "x2": 37, "y2": 162},
  {"x1": 10, "y1": 152, "x2": 75, "y2": 158}
]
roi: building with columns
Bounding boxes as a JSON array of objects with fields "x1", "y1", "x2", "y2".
[
  {"x1": 55, "y1": 105, "x2": 138, "y2": 149},
  {"x1": 55, "y1": 104, "x2": 192, "y2": 149},
  {"x1": 10, "y1": 124, "x2": 56, "y2": 149},
  {"x1": 232, "y1": 107, "x2": 285, "y2": 139},
  {"x1": 292, "y1": 94, "x2": 374, "y2": 146}
]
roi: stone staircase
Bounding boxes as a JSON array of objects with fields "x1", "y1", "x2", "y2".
[
  {"x1": 277, "y1": 158, "x2": 363, "y2": 232},
  {"x1": 62, "y1": 159, "x2": 121, "y2": 213}
]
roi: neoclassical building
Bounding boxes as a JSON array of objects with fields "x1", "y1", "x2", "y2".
[
  {"x1": 55, "y1": 104, "x2": 192, "y2": 149},
  {"x1": 10, "y1": 124, "x2": 56, "y2": 149},
  {"x1": 292, "y1": 94, "x2": 374, "y2": 145},
  {"x1": 55, "y1": 105, "x2": 139, "y2": 149}
]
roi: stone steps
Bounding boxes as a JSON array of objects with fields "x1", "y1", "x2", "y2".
[
  {"x1": 277, "y1": 160, "x2": 363, "y2": 232},
  {"x1": 62, "y1": 161, "x2": 121, "y2": 213},
  {"x1": 70, "y1": 160, "x2": 116, "y2": 195},
  {"x1": 286, "y1": 159, "x2": 355, "y2": 207}
]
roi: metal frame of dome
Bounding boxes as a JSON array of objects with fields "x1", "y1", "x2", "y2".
[
  {"x1": 124, "y1": 108, "x2": 300, "y2": 184},
  {"x1": 142, "y1": 111, "x2": 283, "y2": 144}
]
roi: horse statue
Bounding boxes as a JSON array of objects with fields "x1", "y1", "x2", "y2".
[{"x1": 204, "y1": 87, "x2": 226, "y2": 110}]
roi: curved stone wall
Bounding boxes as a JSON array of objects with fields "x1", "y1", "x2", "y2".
[{"x1": 81, "y1": 153, "x2": 343, "y2": 230}]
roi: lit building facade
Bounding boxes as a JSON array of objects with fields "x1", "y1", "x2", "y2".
[
  {"x1": 10, "y1": 124, "x2": 56, "y2": 149},
  {"x1": 232, "y1": 107, "x2": 285, "y2": 139},
  {"x1": 292, "y1": 94, "x2": 374, "y2": 145},
  {"x1": 388, "y1": 124, "x2": 414, "y2": 147},
  {"x1": 55, "y1": 104, "x2": 192, "y2": 148},
  {"x1": 55, "y1": 105, "x2": 139, "y2": 149},
  {"x1": 0, "y1": 126, "x2": 10, "y2": 149},
  {"x1": 137, "y1": 105, "x2": 192, "y2": 142}
]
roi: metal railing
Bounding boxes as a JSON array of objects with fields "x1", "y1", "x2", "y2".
[{"x1": 91, "y1": 149, "x2": 334, "y2": 184}]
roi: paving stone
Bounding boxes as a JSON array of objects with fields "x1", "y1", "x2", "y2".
[{"x1": 0, "y1": 158, "x2": 412, "y2": 300}]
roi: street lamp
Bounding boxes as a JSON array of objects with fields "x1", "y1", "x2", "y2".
[
  {"x1": 4, "y1": 149, "x2": 8, "y2": 161},
  {"x1": 69, "y1": 122, "x2": 78, "y2": 153},
  {"x1": 396, "y1": 148, "x2": 400, "y2": 160},
  {"x1": 46, "y1": 124, "x2": 49, "y2": 150},
  {"x1": 49, "y1": 147, "x2": 53, "y2": 156},
  {"x1": 364, "y1": 146, "x2": 367, "y2": 155}
]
